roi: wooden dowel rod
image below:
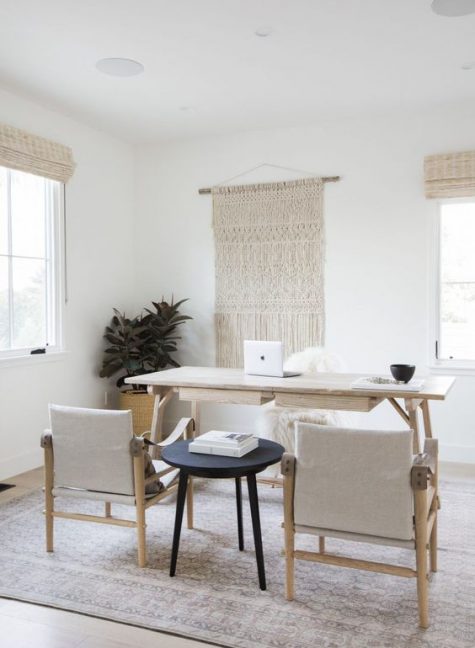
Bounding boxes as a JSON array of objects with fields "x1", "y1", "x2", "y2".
[
  {"x1": 198, "y1": 176, "x2": 340, "y2": 194},
  {"x1": 293, "y1": 550, "x2": 416, "y2": 578},
  {"x1": 51, "y1": 511, "x2": 136, "y2": 528},
  {"x1": 426, "y1": 510, "x2": 437, "y2": 543}
]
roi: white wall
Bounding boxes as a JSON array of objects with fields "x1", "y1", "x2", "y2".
[
  {"x1": 0, "y1": 88, "x2": 136, "y2": 480},
  {"x1": 134, "y1": 103, "x2": 475, "y2": 463}
]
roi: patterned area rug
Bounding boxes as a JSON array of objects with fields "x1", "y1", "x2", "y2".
[{"x1": 0, "y1": 478, "x2": 474, "y2": 648}]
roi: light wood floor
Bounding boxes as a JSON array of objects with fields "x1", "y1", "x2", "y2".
[
  {"x1": 2, "y1": 462, "x2": 474, "y2": 647},
  {"x1": 0, "y1": 467, "x2": 215, "y2": 648}
]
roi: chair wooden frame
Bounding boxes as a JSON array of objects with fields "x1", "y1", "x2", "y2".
[
  {"x1": 282, "y1": 438, "x2": 438, "y2": 629},
  {"x1": 41, "y1": 416, "x2": 194, "y2": 568}
]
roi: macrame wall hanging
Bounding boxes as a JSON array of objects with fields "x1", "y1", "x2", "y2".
[{"x1": 211, "y1": 176, "x2": 326, "y2": 368}]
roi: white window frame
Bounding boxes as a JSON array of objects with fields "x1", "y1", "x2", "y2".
[
  {"x1": 429, "y1": 197, "x2": 475, "y2": 374},
  {"x1": 0, "y1": 168, "x2": 65, "y2": 364}
]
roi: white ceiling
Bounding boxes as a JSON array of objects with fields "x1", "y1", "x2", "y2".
[{"x1": 0, "y1": 0, "x2": 474, "y2": 143}]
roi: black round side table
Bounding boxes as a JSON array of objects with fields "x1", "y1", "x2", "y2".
[{"x1": 161, "y1": 438, "x2": 284, "y2": 591}]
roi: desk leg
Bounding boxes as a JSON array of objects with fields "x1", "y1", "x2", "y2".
[
  {"x1": 186, "y1": 402, "x2": 201, "y2": 530},
  {"x1": 247, "y1": 473, "x2": 266, "y2": 590},
  {"x1": 421, "y1": 400, "x2": 433, "y2": 438},
  {"x1": 148, "y1": 386, "x2": 173, "y2": 459},
  {"x1": 405, "y1": 399, "x2": 422, "y2": 454},
  {"x1": 170, "y1": 470, "x2": 189, "y2": 577},
  {"x1": 236, "y1": 478, "x2": 244, "y2": 551}
]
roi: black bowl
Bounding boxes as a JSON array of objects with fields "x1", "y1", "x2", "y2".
[{"x1": 390, "y1": 364, "x2": 415, "y2": 383}]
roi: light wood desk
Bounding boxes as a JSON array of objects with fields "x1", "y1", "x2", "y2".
[
  {"x1": 126, "y1": 367, "x2": 455, "y2": 527},
  {"x1": 127, "y1": 366, "x2": 455, "y2": 451}
]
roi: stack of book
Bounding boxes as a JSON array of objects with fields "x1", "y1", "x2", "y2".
[{"x1": 189, "y1": 431, "x2": 259, "y2": 457}]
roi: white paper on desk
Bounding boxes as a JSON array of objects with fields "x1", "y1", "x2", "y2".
[{"x1": 351, "y1": 377, "x2": 425, "y2": 392}]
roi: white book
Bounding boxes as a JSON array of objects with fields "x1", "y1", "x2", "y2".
[
  {"x1": 351, "y1": 377, "x2": 425, "y2": 392},
  {"x1": 189, "y1": 438, "x2": 259, "y2": 458},
  {"x1": 191, "y1": 430, "x2": 255, "y2": 448}
]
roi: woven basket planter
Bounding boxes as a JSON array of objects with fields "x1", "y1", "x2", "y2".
[{"x1": 119, "y1": 391, "x2": 155, "y2": 436}]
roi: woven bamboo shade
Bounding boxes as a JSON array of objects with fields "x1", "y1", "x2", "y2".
[
  {"x1": 424, "y1": 150, "x2": 475, "y2": 198},
  {"x1": 0, "y1": 122, "x2": 75, "y2": 183}
]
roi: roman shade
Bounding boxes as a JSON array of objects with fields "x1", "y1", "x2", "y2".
[
  {"x1": 0, "y1": 122, "x2": 75, "y2": 183},
  {"x1": 424, "y1": 150, "x2": 475, "y2": 198}
]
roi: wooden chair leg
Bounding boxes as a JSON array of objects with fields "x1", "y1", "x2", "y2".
[
  {"x1": 187, "y1": 406, "x2": 198, "y2": 530},
  {"x1": 105, "y1": 502, "x2": 111, "y2": 518},
  {"x1": 44, "y1": 443, "x2": 54, "y2": 552},
  {"x1": 282, "y1": 453, "x2": 296, "y2": 601},
  {"x1": 136, "y1": 505, "x2": 146, "y2": 568},
  {"x1": 319, "y1": 536, "x2": 325, "y2": 554},
  {"x1": 415, "y1": 490, "x2": 429, "y2": 628},
  {"x1": 133, "y1": 454, "x2": 147, "y2": 568},
  {"x1": 430, "y1": 512, "x2": 437, "y2": 573},
  {"x1": 45, "y1": 501, "x2": 54, "y2": 551},
  {"x1": 285, "y1": 525, "x2": 295, "y2": 600}
]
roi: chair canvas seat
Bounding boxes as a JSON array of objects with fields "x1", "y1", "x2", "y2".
[
  {"x1": 52, "y1": 462, "x2": 179, "y2": 505},
  {"x1": 293, "y1": 523, "x2": 415, "y2": 549},
  {"x1": 52, "y1": 486, "x2": 143, "y2": 505}
]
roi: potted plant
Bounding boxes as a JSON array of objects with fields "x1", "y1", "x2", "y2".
[{"x1": 100, "y1": 298, "x2": 191, "y2": 433}]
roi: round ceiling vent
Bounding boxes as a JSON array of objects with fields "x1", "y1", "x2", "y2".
[{"x1": 95, "y1": 58, "x2": 144, "y2": 77}]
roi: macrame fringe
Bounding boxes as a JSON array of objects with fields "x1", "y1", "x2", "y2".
[
  {"x1": 215, "y1": 312, "x2": 324, "y2": 368},
  {"x1": 213, "y1": 177, "x2": 324, "y2": 367}
]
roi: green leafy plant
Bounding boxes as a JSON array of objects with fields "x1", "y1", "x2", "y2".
[{"x1": 100, "y1": 298, "x2": 191, "y2": 391}]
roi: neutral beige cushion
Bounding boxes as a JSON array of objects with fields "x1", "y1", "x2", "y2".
[
  {"x1": 293, "y1": 524, "x2": 415, "y2": 549},
  {"x1": 50, "y1": 404, "x2": 135, "y2": 496},
  {"x1": 52, "y1": 487, "x2": 141, "y2": 505},
  {"x1": 294, "y1": 422, "x2": 414, "y2": 541}
]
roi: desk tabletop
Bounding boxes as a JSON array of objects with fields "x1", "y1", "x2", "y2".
[{"x1": 126, "y1": 366, "x2": 455, "y2": 401}]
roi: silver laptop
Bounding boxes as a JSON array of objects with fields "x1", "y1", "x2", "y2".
[{"x1": 243, "y1": 340, "x2": 300, "y2": 378}]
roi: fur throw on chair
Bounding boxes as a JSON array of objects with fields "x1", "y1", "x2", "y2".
[{"x1": 256, "y1": 347, "x2": 348, "y2": 477}]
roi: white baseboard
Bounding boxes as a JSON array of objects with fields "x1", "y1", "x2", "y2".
[{"x1": 0, "y1": 448, "x2": 42, "y2": 482}]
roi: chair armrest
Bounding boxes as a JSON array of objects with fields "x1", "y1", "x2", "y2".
[
  {"x1": 157, "y1": 417, "x2": 194, "y2": 448},
  {"x1": 41, "y1": 430, "x2": 53, "y2": 448},
  {"x1": 411, "y1": 439, "x2": 438, "y2": 490},
  {"x1": 281, "y1": 453, "x2": 296, "y2": 477},
  {"x1": 133, "y1": 418, "x2": 193, "y2": 459}
]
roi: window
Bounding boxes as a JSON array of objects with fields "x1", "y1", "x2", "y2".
[
  {"x1": 0, "y1": 166, "x2": 63, "y2": 358},
  {"x1": 435, "y1": 199, "x2": 475, "y2": 363}
]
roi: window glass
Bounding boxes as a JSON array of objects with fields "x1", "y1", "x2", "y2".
[
  {"x1": 0, "y1": 168, "x2": 8, "y2": 255},
  {"x1": 439, "y1": 202, "x2": 475, "y2": 360},
  {"x1": 10, "y1": 170, "x2": 46, "y2": 258},
  {"x1": 12, "y1": 257, "x2": 46, "y2": 348},
  {"x1": 0, "y1": 256, "x2": 9, "y2": 350},
  {"x1": 0, "y1": 166, "x2": 61, "y2": 356}
]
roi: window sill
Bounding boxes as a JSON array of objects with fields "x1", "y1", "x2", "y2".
[
  {"x1": 429, "y1": 362, "x2": 475, "y2": 377},
  {"x1": 0, "y1": 350, "x2": 69, "y2": 370}
]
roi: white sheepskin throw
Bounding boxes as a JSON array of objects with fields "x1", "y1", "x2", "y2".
[
  {"x1": 283, "y1": 346, "x2": 344, "y2": 374},
  {"x1": 256, "y1": 346, "x2": 348, "y2": 478}
]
